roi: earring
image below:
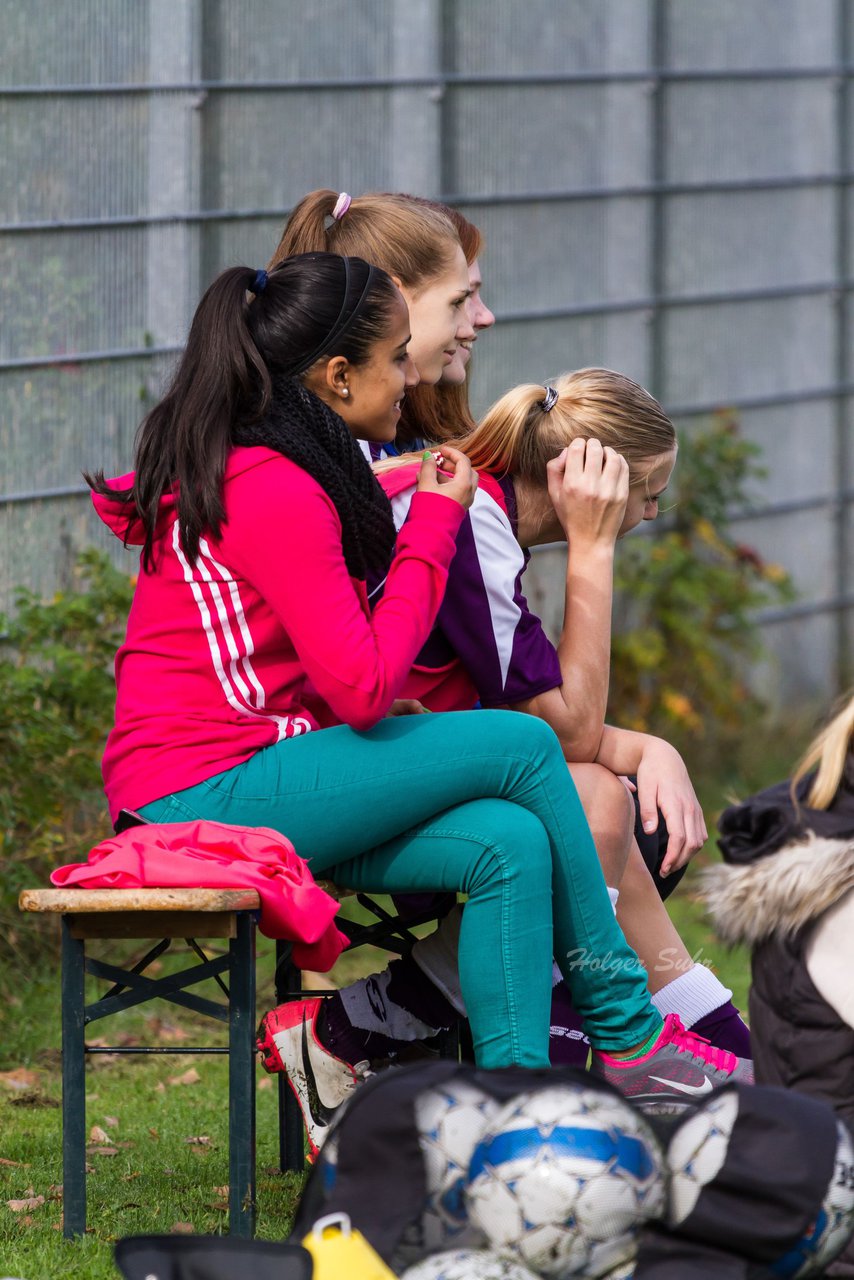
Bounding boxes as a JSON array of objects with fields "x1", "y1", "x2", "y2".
[{"x1": 341, "y1": 388, "x2": 349, "y2": 398}]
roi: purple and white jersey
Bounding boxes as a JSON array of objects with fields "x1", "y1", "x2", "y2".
[{"x1": 376, "y1": 465, "x2": 562, "y2": 710}]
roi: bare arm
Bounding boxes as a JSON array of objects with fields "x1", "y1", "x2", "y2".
[
  {"x1": 509, "y1": 438, "x2": 628, "y2": 761},
  {"x1": 595, "y1": 724, "x2": 708, "y2": 874}
]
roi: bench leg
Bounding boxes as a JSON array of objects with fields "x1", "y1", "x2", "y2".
[
  {"x1": 61, "y1": 919, "x2": 87, "y2": 1238},
  {"x1": 228, "y1": 912, "x2": 256, "y2": 1236}
]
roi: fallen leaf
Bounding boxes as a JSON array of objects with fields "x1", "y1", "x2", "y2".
[
  {"x1": 47, "y1": 1185, "x2": 63, "y2": 1200},
  {"x1": 104, "y1": 1116, "x2": 119, "y2": 1129},
  {"x1": 213, "y1": 1185, "x2": 229, "y2": 1197},
  {"x1": 0, "y1": 1158, "x2": 30, "y2": 1169},
  {"x1": 154, "y1": 1082, "x2": 166, "y2": 1094},
  {"x1": 0, "y1": 1069, "x2": 39, "y2": 1093},
  {"x1": 170, "y1": 1221, "x2": 194, "y2": 1234},
  {"x1": 20, "y1": 1214, "x2": 35, "y2": 1226},
  {"x1": 85, "y1": 1163, "x2": 95, "y2": 1174},
  {"x1": 6, "y1": 1195, "x2": 45, "y2": 1212},
  {"x1": 257, "y1": 1077, "x2": 272, "y2": 1092},
  {"x1": 89, "y1": 1125, "x2": 111, "y2": 1144},
  {"x1": 148, "y1": 1128, "x2": 160, "y2": 1140},
  {"x1": 123, "y1": 1172, "x2": 142, "y2": 1182},
  {"x1": 207, "y1": 1200, "x2": 228, "y2": 1211},
  {"x1": 183, "y1": 1136, "x2": 212, "y2": 1147},
  {"x1": 10, "y1": 1094, "x2": 59, "y2": 1109},
  {"x1": 90, "y1": 1148, "x2": 119, "y2": 1158},
  {"x1": 168, "y1": 1068, "x2": 200, "y2": 1087}
]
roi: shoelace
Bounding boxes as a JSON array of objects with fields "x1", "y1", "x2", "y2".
[{"x1": 664, "y1": 1013, "x2": 737, "y2": 1073}]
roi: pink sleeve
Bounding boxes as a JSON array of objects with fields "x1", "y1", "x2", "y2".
[{"x1": 225, "y1": 460, "x2": 465, "y2": 729}]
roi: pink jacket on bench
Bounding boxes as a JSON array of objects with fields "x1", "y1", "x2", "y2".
[{"x1": 51, "y1": 819, "x2": 348, "y2": 971}]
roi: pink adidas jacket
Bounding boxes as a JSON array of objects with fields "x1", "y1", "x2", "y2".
[{"x1": 94, "y1": 446, "x2": 465, "y2": 823}]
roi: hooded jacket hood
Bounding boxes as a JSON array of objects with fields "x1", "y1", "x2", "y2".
[
  {"x1": 90, "y1": 449, "x2": 283, "y2": 546},
  {"x1": 703, "y1": 834, "x2": 854, "y2": 947},
  {"x1": 91, "y1": 471, "x2": 164, "y2": 546}
]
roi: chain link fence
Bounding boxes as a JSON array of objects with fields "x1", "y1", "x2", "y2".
[{"x1": 2, "y1": 0, "x2": 852, "y2": 704}]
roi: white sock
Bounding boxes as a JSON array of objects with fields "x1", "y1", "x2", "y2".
[{"x1": 651, "y1": 964, "x2": 732, "y2": 1027}]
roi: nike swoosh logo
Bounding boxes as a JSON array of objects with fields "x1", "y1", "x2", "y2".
[
  {"x1": 648, "y1": 1074, "x2": 714, "y2": 1096},
  {"x1": 301, "y1": 1016, "x2": 335, "y2": 1124}
]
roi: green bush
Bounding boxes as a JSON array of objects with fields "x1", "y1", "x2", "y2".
[
  {"x1": 0, "y1": 549, "x2": 133, "y2": 966},
  {"x1": 609, "y1": 412, "x2": 795, "y2": 746}
]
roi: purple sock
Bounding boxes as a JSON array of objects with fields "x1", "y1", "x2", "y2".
[
  {"x1": 319, "y1": 991, "x2": 400, "y2": 1066},
  {"x1": 548, "y1": 981, "x2": 590, "y2": 1068},
  {"x1": 691, "y1": 1001, "x2": 752, "y2": 1058},
  {"x1": 386, "y1": 951, "x2": 461, "y2": 1032}
]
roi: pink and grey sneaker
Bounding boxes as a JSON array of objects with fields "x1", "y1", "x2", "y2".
[
  {"x1": 256, "y1": 997, "x2": 372, "y2": 1159},
  {"x1": 591, "y1": 1012, "x2": 754, "y2": 1115}
]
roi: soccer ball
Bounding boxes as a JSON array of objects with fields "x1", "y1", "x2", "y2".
[
  {"x1": 666, "y1": 1088, "x2": 740, "y2": 1226},
  {"x1": 769, "y1": 1118, "x2": 854, "y2": 1278},
  {"x1": 399, "y1": 1247, "x2": 541, "y2": 1279},
  {"x1": 464, "y1": 1084, "x2": 665, "y2": 1278},
  {"x1": 415, "y1": 1080, "x2": 503, "y2": 1254}
]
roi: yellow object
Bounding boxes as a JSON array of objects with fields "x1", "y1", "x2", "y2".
[{"x1": 302, "y1": 1212, "x2": 398, "y2": 1280}]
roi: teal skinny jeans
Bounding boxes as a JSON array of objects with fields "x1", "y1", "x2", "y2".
[{"x1": 139, "y1": 710, "x2": 659, "y2": 1067}]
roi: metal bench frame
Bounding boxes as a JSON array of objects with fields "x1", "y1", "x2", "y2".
[{"x1": 19, "y1": 888, "x2": 259, "y2": 1239}]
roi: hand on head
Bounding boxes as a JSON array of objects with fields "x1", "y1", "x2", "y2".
[
  {"x1": 546, "y1": 437, "x2": 630, "y2": 546},
  {"x1": 416, "y1": 444, "x2": 478, "y2": 511}
]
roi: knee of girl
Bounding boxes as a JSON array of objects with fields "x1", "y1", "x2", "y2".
[
  {"x1": 507, "y1": 711, "x2": 564, "y2": 762},
  {"x1": 465, "y1": 810, "x2": 552, "y2": 897},
  {"x1": 578, "y1": 764, "x2": 634, "y2": 848}
]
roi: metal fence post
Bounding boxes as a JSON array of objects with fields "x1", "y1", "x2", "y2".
[
  {"x1": 146, "y1": 0, "x2": 202, "y2": 353},
  {"x1": 835, "y1": 0, "x2": 852, "y2": 689},
  {"x1": 389, "y1": 0, "x2": 443, "y2": 196}
]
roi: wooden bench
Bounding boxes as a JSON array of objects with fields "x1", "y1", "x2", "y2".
[{"x1": 18, "y1": 888, "x2": 260, "y2": 1239}]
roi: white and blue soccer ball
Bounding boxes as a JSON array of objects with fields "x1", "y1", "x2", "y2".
[
  {"x1": 769, "y1": 1118, "x2": 854, "y2": 1278},
  {"x1": 666, "y1": 1088, "x2": 741, "y2": 1227},
  {"x1": 415, "y1": 1080, "x2": 503, "y2": 1254},
  {"x1": 399, "y1": 1247, "x2": 540, "y2": 1279},
  {"x1": 463, "y1": 1085, "x2": 666, "y2": 1278}
]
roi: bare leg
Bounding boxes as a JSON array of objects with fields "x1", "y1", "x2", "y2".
[
  {"x1": 616, "y1": 837, "x2": 695, "y2": 995},
  {"x1": 566, "y1": 761, "x2": 634, "y2": 886}
]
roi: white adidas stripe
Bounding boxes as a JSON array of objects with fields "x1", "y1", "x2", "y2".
[{"x1": 172, "y1": 523, "x2": 311, "y2": 741}]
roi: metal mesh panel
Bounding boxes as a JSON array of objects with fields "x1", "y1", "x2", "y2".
[
  {"x1": 446, "y1": 0, "x2": 653, "y2": 74},
  {"x1": 445, "y1": 83, "x2": 651, "y2": 194},
  {"x1": 665, "y1": 0, "x2": 836, "y2": 70},
  {"x1": 1, "y1": 0, "x2": 852, "y2": 700}
]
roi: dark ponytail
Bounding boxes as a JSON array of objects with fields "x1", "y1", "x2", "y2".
[{"x1": 87, "y1": 253, "x2": 399, "y2": 578}]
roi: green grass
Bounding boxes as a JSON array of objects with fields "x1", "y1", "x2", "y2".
[{"x1": 0, "y1": 729, "x2": 806, "y2": 1279}]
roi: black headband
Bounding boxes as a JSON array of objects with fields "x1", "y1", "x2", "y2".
[{"x1": 289, "y1": 258, "x2": 378, "y2": 376}]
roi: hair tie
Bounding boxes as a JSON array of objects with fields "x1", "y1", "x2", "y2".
[
  {"x1": 541, "y1": 385, "x2": 558, "y2": 412},
  {"x1": 332, "y1": 192, "x2": 352, "y2": 220},
  {"x1": 252, "y1": 268, "x2": 268, "y2": 295}
]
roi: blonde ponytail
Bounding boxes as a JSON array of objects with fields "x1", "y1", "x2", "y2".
[
  {"x1": 455, "y1": 369, "x2": 676, "y2": 484},
  {"x1": 791, "y1": 690, "x2": 854, "y2": 809}
]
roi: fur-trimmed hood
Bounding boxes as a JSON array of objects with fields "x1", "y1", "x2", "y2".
[{"x1": 702, "y1": 834, "x2": 854, "y2": 947}]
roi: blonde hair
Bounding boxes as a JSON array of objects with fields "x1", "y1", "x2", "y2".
[
  {"x1": 455, "y1": 368, "x2": 676, "y2": 487},
  {"x1": 374, "y1": 367, "x2": 676, "y2": 484},
  {"x1": 791, "y1": 690, "x2": 854, "y2": 809},
  {"x1": 268, "y1": 189, "x2": 461, "y2": 292}
]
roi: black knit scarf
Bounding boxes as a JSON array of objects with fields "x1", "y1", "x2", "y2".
[{"x1": 232, "y1": 374, "x2": 397, "y2": 581}]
